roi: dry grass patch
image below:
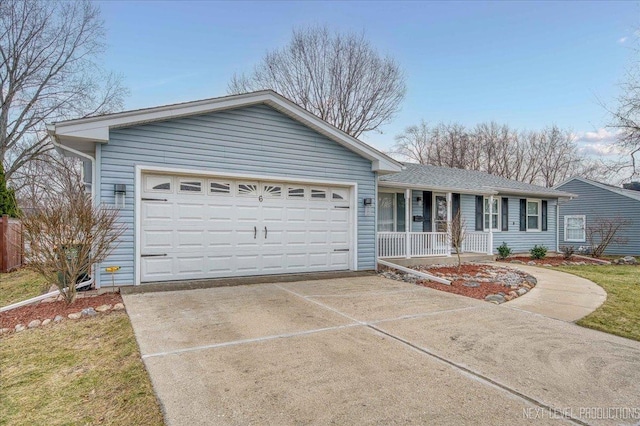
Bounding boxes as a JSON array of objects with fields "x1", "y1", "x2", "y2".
[
  {"x1": 556, "y1": 265, "x2": 640, "y2": 342},
  {"x1": 0, "y1": 268, "x2": 49, "y2": 307},
  {"x1": 0, "y1": 312, "x2": 163, "y2": 425}
]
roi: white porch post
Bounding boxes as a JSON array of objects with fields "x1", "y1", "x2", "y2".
[
  {"x1": 446, "y1": 192, "x2": 452, "y2": 257},
  {"x1": 487, "y1": 195, "x2": 494, "y2": 255},
  {"x1": 405, "y1": 188, "x2": 411, "y2": 258}
]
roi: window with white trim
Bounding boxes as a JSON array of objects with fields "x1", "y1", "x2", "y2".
[
  {"x1": 483, "y1": 197, "x2": 500, "y2": 231},
  {"x1": 527, "y1": 199, "x2": 541, "y2": 231},
  {"x1": 564, "y1": 215, "x2": 586, "y2": 242}
]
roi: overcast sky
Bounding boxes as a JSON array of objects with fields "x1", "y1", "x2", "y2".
[{"x1": 98, "y1": 0, "x2": 636, "y2": 155}]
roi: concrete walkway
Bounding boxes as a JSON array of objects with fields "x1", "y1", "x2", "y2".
[
  {"x1": 124, "y1": 276, "x2": 640, "y2": 426},
  {"x1": 505, "y1": 264, "x2": 607, "y2": 322}
]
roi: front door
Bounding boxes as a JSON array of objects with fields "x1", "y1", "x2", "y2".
[{"x1": 433, "y1": 194, "x2": 448, "y2": 232}]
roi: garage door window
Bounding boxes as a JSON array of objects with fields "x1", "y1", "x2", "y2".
[
  {"x1": 237, "y1": 183, "x2": 258, "y2": 196},
  {"x1": 209, "y1": 181, "x2": 231, "y2": 195},
  {"x1": 179, "y1": 179, "x2": 202, "y2": 193},
  {"x1": 263, "y1": 184, "x2": 282, "y2": 198},
  {"x1": 288, "y1": 187, "x2": 305, "y2": 199},
  {"x1": 145, "y1": 176, "x2": 173, "y2": 193},
  {"x1": 332, "y1": 188, "x2": 348, "y2": 200},
  {"x1": 311, "y1": 188, "x2": 327, "y2": 199}
]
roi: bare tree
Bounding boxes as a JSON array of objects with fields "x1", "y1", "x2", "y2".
[
  {"x1": 21, "y1": 162, "x2": 124, "y2": 304},
  {"x1": 228, "y1": 26, "x2": 405, "y2": 138},
  {"x1": 449, "y1": 209, "x2": 466, "y2": 269},
  {"x1": 0, "y1": 0, "x2": 125, "y2": 182},
  {"x1": 586, "y1": 216, "x2": 631, "y2": 258},
  {"x1": 393, "y1": 121, "x2": 591, "y2": 187}
]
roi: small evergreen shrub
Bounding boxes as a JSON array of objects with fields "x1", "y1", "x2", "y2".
[
  {"x1": 496, "y1": 242, "x2": 512, "y2": 259},
  {"x1": 560, "y1": 245, "x2": 575, "y2": 260},
  {"x1": 530, "y1": 245, "x2": 548, "y2": 260}
]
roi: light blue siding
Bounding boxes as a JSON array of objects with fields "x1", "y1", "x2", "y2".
[
  {"x1": 557, "y1": 179, "x2": 640, "y2": 255},
  {"x1": 99, "y1": 104, "x2": 376, "y2": 285},
  {"x1": 460, "y1": 194, "x2": 557, "y2": 254}
]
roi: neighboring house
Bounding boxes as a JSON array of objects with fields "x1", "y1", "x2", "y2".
[
  {"x1": 555, "y1": 177, "x2": 640, "y2": 255},
  {"x1": 48, "y1": 91, "x2": 573, "y2": 287}
]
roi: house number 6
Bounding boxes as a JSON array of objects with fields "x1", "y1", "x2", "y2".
[{"x1": 258, "y1": 195, "x2": 263, "y2": 202}]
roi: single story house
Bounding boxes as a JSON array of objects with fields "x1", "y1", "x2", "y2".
[
  {"x1": 48, "y1": 91, "x2": 573, "y2": 287},
  {"x1": 555, "y1": 177, "x2": 640, "y2": 255}
]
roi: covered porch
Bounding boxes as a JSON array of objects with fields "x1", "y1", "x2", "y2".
[{"x1": 377, "y1": 187, "x2": 496, "y2": 259}]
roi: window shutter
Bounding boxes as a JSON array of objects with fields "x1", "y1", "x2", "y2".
[
  {"x1": 423, "y1": 191, "x2": 432, "y2": 232},
  {"x1": 501, "y1": 198, "x2": 509, "y2": 231},
  {"x1": 452, "y1": 193, "x2": 461, "y2": 219},
  {"x1": 542, "y1": 200, "x2": 548, "y2": 231},
  {"x1": 519, "y1": 199, "x2": 526, "y2": 231},
  {"x1": 475, "y1": 196, "x2": 483, "y2": 231}
]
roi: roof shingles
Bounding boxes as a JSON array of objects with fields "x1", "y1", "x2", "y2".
[{"x1": 379, "y1": 163, "x2": 573, "y2": 198}]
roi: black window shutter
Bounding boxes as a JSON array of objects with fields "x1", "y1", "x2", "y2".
[
  {"x1": 475, "y1": 196, "x2": 483, "y2": 231},
  {"x1": 501, "y1": 198, "x2": 509, "y2": 231},
  {"x1": 519, "y1": 199, "x2": 527, "y2": 231},
  {"x1": 542, "y1": 200, "x2": 548, "y2": 231},
  {"x1": 452, "y1": 193, "x2": 461, "y2": 219},
  {"x1": 423, "y1": 191, "x2": 432, "y2": 232}
]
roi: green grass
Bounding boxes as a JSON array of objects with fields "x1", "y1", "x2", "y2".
[
  {"x1": 556, "y1": 264, "x2": 640, "y2": 341},
  {"x1": 0, "y1": 268, "x2": 49, "y2": 307},
  {"x1": 0, "y1": 312, "x2": 164, "y2": 425}
]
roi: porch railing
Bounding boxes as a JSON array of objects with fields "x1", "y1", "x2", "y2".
[
  {"x1": 378, "y1": 232, "x2": 450, "y2": 258},
  {"x1": 461, "y1": 232, "x2": 489, "y2": 254},
  {"x1": 378, "y1": 230, "x2": 490, "y2": 258}
]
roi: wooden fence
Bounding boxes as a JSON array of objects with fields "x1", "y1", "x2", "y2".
[{"x1": 0, "y1": 215, "x2": 23, "y2": 272}]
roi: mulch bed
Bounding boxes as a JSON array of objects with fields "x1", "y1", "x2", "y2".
[
  {"x1": 0, "y1": 293, "x2": 123, "y2": 330},
  {"x1": 419, "y1": 279, "x2": 511, "y2": 300},
  {"x1": 381, "y1": 263, "x2": 535, "y2": 303}
]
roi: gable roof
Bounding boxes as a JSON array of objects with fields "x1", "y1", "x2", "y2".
[
  {"x1": 47, "y1": 90, "x2": 402, "y2": 174},
  {"x1": 555, "y1": 176, "x2": 640, "y2": 202},
  {"x1": 380, "y1": 163, "x2": 575, "y2": 198}
]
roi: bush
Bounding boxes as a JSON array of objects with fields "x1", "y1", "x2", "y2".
[
  {"x1": 530, "y1": 245, "x2": 548, "y2": 260},
  {"x1": 560, "y1": 245, "x2": 575, "y2": 259},
  {"x1": 496, "y1": 242, "x2": 512, "y2": 259}
]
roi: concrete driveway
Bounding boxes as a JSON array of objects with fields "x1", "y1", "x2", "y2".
[{"x1": 123, "y1": 276, "x2": 640, "y2": 426}]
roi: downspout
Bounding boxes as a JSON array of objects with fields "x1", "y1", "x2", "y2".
[{"x1": 48, "y1": 127, "x2": 98, "y2": 287}]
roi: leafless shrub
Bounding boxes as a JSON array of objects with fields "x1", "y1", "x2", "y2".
[
  {"x1": 450, "y1": 209, "x2": 466, "y2": 269},
  {"x1": 229, "y1": 25, "x2": 406, "y2": 138},
  {"x1": 586, "y1": 217, "x2": 631, "y2": 258},
  {"x1": 21, "y1": 165, "x2": 124, "y2": 304}
]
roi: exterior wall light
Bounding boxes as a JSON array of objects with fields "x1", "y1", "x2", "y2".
[
  {"x1": 114, "y1": 184, "x2": 126, "y2": 209},
  {"x1": 417, "y1": 196, "x2": 423, "y2": 207}
]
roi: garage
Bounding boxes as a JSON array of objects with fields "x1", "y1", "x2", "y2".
[{"x1": 140, "y1": 172, "x2": 353, "y2": 282}]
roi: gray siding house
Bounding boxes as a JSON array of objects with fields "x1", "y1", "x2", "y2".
[
  {"x1": 555, "y1": 177, "x2": 640, "y2": 255},
  {"x1": 49, "y1": 91, "x2": 573, "y2": 287}
]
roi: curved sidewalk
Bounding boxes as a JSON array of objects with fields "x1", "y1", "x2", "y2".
[{"x1": 504, "y1": 264, "x2": 607, "y2": 322}]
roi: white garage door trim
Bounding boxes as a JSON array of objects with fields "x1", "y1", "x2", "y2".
[{"x1": 134, "y1": 165, "x2": 359, "y2": 285}]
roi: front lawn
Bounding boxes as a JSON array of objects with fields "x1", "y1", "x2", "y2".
[
  {"x1": 556, "y1": 265, "x2": 640, "y2": 342},
  {"x1": 0, "y1": 312, "x2": 164, "y2": 425},
  {"x1": 0, "y1": 268, "x2": 49, "y2": 307}
]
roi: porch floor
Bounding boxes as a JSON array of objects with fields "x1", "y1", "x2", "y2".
[{"x1": 381, "y1": 253, "x2": 495, "y2": 268}]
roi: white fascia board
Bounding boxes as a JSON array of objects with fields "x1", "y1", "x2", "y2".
[
  {"x1": 49, "y1": 91, "x2": 403, "y2": 174},
  {"x1": 378, "y1": 182, "x2": 497, "y2": 196},
  {"x1": 489, "y1": 187, "x2": 576, "y2": 200}
]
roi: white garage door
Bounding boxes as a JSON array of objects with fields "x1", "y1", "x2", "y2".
[{"x1": 140, "y1": 173, "x2": 352, "y2": 282}]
